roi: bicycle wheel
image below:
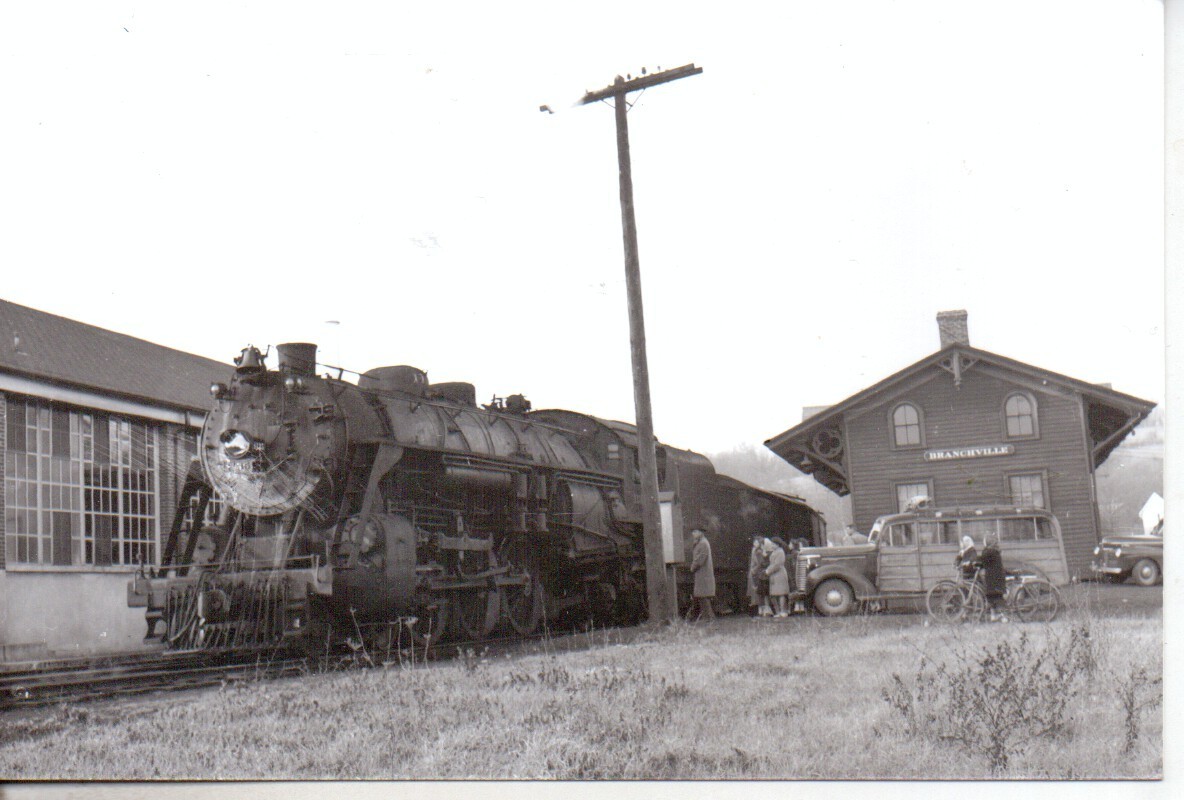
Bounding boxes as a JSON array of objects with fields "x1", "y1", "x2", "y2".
[
  {"x1": 926, "y1": 580, "x2": 968, "y2": 624},
  {"x1": 963, "y1": 583, "x2": 988, "y2": 622},
  {"x1": 1012, "y1": 580, "x2": 1059, "y2": 622}
]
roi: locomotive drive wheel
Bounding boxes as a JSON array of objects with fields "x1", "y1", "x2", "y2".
[
  {"x1": 812, "y1": 578, "x2": 854, "y2": 616},
  {"x1": 452, "y1": 544, "x2": 501, "y2": 641},
  {"x1": 409, "y1": 594, "x2": 450, "y2": 647},
  {"x1": 497, "y1": 537, "x2": 543, "y2": 636},
  {"x1": 1131, "y1": 559, "x2": 1161, "y2": 587},
  {"x1": 455, "y1": 587, "x2": 500, "y2": 641}
]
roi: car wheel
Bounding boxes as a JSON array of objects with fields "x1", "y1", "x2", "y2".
[
  {"x1": 812, "y1": 578, "x2": 855, "y2": 616},
  {"x1": 1131, "y1": 559, "x2": 1161, "y2": 587}
]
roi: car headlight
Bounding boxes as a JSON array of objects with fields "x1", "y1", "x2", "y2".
[
  {"x1": 1114, "y1": 547, "x2": 1122, "y2": 558},
  {"x1": 1093, "y1": 546, "x2": 1100, "y2": 556}
]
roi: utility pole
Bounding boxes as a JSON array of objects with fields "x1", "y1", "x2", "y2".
[{"x1": 579, "y1": 64, "x2": 702, "y2": 625}]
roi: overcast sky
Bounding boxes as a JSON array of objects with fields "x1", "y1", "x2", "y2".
[{"x1": 1, "y1": 0, "x2": 1164, "y2": 454}]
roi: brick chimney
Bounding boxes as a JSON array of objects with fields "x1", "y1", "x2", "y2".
[{"x1": 936, "y1": 309, "x2": 969, "y2": 348}]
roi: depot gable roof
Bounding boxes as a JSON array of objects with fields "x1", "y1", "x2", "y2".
[{"x1": 764, "y1": 344, "x2": 1155, "y2": 495}]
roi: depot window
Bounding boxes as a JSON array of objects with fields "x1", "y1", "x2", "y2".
[
  {"x1": 4, "y1": 397, "x2": 160, "y2": 568},
  {"x1": 891, "y1": 403, "x2": 924, "y2": 448},
  {"x1": 1007, "y1": 472, "x2": 1047, "y2": 509},
  {"x1": 1004, "y1": 392, "x2": 1039, "y2": 439},
  {"x1": 895, "y1": 480, "x2": 933, "y2": 513}
]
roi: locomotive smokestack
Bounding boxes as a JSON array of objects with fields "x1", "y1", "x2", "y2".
[{"x1": 277, "y1": 342, "x2": 318, "y2": 377}]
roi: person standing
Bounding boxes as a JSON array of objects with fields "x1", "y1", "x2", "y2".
[
  {"x1": 975, "y1": 533, "x2": 1007, "y2": 622},
  {"x1": 687, "y1": 528, "x2": 716, "y2": 621},
  {"x1": 750, "y1": 537, "x2": 772, "y2": 616},
  {"x1": 956, "y1": 535, "x2": 978, "y2": 580},
  {"x1": 764, "y1": 538, "x2": 790, "y2": 618}
]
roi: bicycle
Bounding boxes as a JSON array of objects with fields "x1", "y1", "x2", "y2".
[{"x1": 926, "y1": 567, "x2": 1060, "y2": 624}]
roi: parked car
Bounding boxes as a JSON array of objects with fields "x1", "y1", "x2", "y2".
[
  {"x1": 1091, "y1": 522, "x2": 1163, "y2": 586},
  {"x1": 790, "y1": 506, "x2": 1071, "y2": 616}
]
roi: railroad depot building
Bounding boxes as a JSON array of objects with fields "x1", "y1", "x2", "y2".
[
  {"x1": 0, "y1": 299, "x2": 229, "y2": 660},
  {"x1": 765, "y1": 311, "x2": 1155, "y2": 577}
]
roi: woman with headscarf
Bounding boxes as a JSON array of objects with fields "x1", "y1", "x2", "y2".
[
  {"x1": 956, "y1": 535, "x2": 978, "y2": 580},
  {"x1": 764, "y1": 537, "x2": 790, "y2": 618}
]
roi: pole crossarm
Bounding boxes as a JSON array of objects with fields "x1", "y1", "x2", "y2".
[{"x1": 579, "y1": 64, "x2": 702, "y2": 105}]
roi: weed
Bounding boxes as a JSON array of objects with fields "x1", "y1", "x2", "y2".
[
  {"x1": 456, "y1": 646, "x2": 488, "y2": 674},
  {"x1": 1117, "y1": 665, "x2": 1162, "y2": 754},
  {"x1": 883, "y1": 624, "x2": 1096, "y2": 772}
]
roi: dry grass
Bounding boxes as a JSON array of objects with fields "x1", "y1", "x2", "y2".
[{"x1": 0, "y1": 603, "x2": 1161, "y2": 780}]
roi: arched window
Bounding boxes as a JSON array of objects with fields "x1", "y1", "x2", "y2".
[
  {"x1": 892, "y1": 403, "x2": 923, "y2": 447},
  {"x1": 1004, "y1": 392, "x2": 1038, "y2": 438}
]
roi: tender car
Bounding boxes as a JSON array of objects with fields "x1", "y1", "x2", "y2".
[
  {"x1": 1091, "y1": 522, "x2": 1163, "y2": 586},
  {"x1": 790, "y1": 506, "x2": 1071, "y2": 616}
]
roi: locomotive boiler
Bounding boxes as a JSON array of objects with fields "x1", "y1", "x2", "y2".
[{"x1": 129, "y1": 343, "x2": 824, "y2": 652}]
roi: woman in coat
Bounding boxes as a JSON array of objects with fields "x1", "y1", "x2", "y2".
[
  {"x1": 749, "y1": 537, "x2": 771, "y2": 616},
  {"x1": 764, "y1": 538, "x2": 791, "y2": 618},
  {"x1": 974, "y1": 533, "x2": 1008, "y2": 622}
]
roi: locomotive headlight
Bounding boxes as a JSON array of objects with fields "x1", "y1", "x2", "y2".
[
  {"x1": 210, "y1": 382, "x2": 229, "y2": 399},
  {"x1": 219, "y1": 429, "x2": 254, "y2": 459},
  {"x1": 283, "y1": 375, "x2": 305, "y2": 392}
]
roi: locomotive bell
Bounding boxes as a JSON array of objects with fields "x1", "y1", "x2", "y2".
[{"x1": 234, "y1": 345, "x2": 266, "y2": 374}]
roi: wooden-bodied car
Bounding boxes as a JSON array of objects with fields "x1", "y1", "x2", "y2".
[{"x1": 792, "y1": 506, "x2": 1071, "y2": 616}]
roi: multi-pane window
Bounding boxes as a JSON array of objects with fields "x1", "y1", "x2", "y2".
[
  {"x1": 1004, "y1": 393, "x2": 1037, "y2": 438},
  {"x1": 896, "y1": 481, "x2": 932, "y2": 512},
  {"x1": 892, "y1": 403, "x2": 923, "y2": 447},
  {"x1": 1008, "y1": 473, "x2": 1046, "y2": 509},
  {"x1": 4, "y1": 397, "x2": 159, "y2": 567}
]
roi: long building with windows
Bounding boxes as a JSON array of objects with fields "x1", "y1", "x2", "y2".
[
  {"x1": 0, "y1": 298, "x2": 229, "y2": 660},
  {"x1": 764, "y1": 310, "x2": 1156, "y2": 577}
]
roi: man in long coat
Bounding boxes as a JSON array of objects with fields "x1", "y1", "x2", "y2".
[{"x1": 688, "y1": 528, "x2": 716, "y2": 621}]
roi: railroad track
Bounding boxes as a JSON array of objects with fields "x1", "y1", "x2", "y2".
[
  {"x1": 0, "y1": 619, "x2": 633, "y2": 710},
  {"x1": 0, "y1": 649, "x2": 306, "y2": 710}
]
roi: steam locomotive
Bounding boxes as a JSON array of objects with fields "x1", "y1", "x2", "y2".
[{"x1": 128, "y1": 343, "x2": 824, "y2": 652}]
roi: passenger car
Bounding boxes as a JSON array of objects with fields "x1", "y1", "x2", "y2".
[{"x1": 1091, "y1": 522, "x2": 1163, "y2": 586}]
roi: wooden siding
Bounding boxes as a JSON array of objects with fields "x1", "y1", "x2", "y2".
[
  {"x1": 920, "y1": 544, "x2": 960, "y2": 588},
  {"x1": 845, "y1": 365, "x2": 1098, "y2": 576},
  {"x1": 877, "y1": 547, "x2": 924, "y2": 593}
]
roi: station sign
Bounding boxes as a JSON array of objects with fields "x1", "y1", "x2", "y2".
[{"x1": 923, "y1": 444, "x2": 1014, "y2": 462}]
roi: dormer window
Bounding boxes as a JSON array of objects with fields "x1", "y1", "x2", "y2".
[
  {"x1": 892, "y1": 403, "x2": 924, "y2": 448},
  {"x1": 1004, "y1": 392, "x2": 1038, "y2": 439}
]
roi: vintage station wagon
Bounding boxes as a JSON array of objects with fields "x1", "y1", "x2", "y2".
[{"x1": 792, "y1": 506, "x2": 1071, "y2": 615}]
